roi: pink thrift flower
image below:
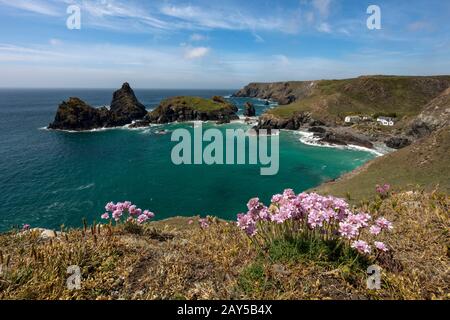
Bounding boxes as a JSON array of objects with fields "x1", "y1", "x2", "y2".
[
  {"x1": 122, "y1": 201, "x2": 132, "y2": 209},
  {"x1": 105, "y1": 202, "x2": 116, "y2": 212},
  {"x1": 188, "y1": 219, "x2": 194, "y2": 225},
  {"x1": 374, "y1": 241, "x2": 389, "y2": 252},
  {"x1": 271, "y1": 194, "x2": 282, "y2": 204},
  {"x1": 137, "y1": 214, "x2": 149, "y2": 224},
  {"x1": 369, "y1": 225, "x2": 382, "y2": 235},
  {"x1": 101, "y1": 212, "x2": 110, "y2": 220},
  {"x1": 199, "y1": 218, "x2": 209, "y2": 229},
  {"x1": 22, "y1": 224, "x2": 31, "y2": 231},
  {"x1": 128, "y1": 205, "x2": 137, "y2": 216},
  {"x1": 376, "y1": 217, "x2": 393, "y2": 231},
  {"x1": 143, "y1": 210, "x2": 155, "y2": 219},
  {"x1": 351, "y1": 240, "x2": 371, "y2": 254},
  {"x1": 112, "y1": 210, "x2": 123, "y2": 221},
  {"x1": 339, "y1": 221, "x2": 359, "y2": 239}
]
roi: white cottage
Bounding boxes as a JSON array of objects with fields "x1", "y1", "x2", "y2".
[
  {"x1": 377, "y1": 116, "x2": 396, "y2": 126},
  {"x1": 344, "y1": 116, "x2": 362, "y2": 124}
]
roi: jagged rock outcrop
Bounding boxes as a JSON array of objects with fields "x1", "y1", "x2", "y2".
[
  {"x1": 48, "y1": 97, "x2": 110, "y2": 130},
  {"x1": 243, "y1": 102, "x2": 256, "y2": 117},
  {"x1": 49, "y1": 83, "x2": 147, "y2": 131},
  {"x1": 407, "y1": 87, "x2": 450, "y2": 139},
  {"x1": 145, "y1": 96, "x2": 239, "y2": 124},
  {"x1": 315, "y1": 128, "x2": 374, "y2": 149},
  {"x1": 254, "y1": 113, "x2": 314, "y2": 131},
  {"x1": 385, "y1": 137, "x2": 412, "y2": 149},
  {"x1": 108, "y1": 82, "x2": 147, "y2": 126}
]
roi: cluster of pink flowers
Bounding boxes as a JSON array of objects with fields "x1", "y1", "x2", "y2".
[
  {"x1": 236, "y1": 189, "x2": 393, "y2": 256},
  {"x1": 22, "y1": 224, "x2": 31, "y2": 231},
  {"x1": 376, "y1": 184, "x2": 391, "y2": 198},
  {"x1": 101, "y1": 201, "x2": 155, "y2": 225}
]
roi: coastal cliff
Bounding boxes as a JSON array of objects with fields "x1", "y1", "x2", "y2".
[
  {"x1": 233, "y1": 81, "x2": 317, "y2": 105},
  {"x1": 237, "y1": 75, "x2": 450, "y2": 149}
]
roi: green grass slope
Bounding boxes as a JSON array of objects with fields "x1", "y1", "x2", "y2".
[
  {"x1": 267, "y1": 75, "x2": 450, "y2": 123},
  {"x1": 158, "y1": 96, "x2": 230, "y2": 112},
  {"x1": 312, "y1": 126, "x2": 450, "y2": 203}
]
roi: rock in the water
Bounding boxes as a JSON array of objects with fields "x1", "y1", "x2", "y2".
[
  {"x1": 146, "y1": 96, "x2": 239, "y2": 124},
  {"x1": 314, "y1": 128, "x2": 374, "y2": 149},
  {"x1": 243, "y1": 102, "x2": 256, "y2": 117},
  {"x1": 254, "y1": 112, "x2": 312, "y2": 131},
  {"x1": 48, "y1": 83, "x2": 147, "y2": 131},
  {"x1": 48, "y1": 97, "x2": 109, "y2": 131},
  {"x1": 109, "y1": 82, "x2": 147, "y2": 126}
]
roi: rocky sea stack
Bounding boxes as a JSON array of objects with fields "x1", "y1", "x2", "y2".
[
  {"x1": 49, "y1": 83, "x2": 147, "y2": 131},
  {"x1": 48, "y1": 97, "x2": 110, "y2": 131},
  {"x1": 108, "y1": 82, "x2": 147, "y2": 126},
  {"x1": 243, "y1": 102, "x2": 256, "y2": 117}
]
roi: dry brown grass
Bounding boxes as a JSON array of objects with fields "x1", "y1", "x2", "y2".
[{"x1": 0, "y1": 191, "x2": 448, "y2": 300}]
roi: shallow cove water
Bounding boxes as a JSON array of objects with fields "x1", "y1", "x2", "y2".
[{"x1": 0, "y1": 89, "x2": 376, "y2": 231}]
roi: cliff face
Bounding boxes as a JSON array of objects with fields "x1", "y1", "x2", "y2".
[
  {"x1": 233, "y1": 81, "x2": 317, "y2": 105},
  {"x1": 145, "y1": 96, "x2": 239, "y2": 124},
  {"x1": 235, "y1": 76, "x2": 450, "y2": 149},
  {"x1": 407, "y1": 86, "x2": 450, "y2": 139},
  {"x1": 49, "y1": 83, "x2": 147, "y2": 131}
]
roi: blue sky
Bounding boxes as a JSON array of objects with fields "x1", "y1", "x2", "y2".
[{"x1": 0, "y1": 0, "x2": 449, "y2": 88}]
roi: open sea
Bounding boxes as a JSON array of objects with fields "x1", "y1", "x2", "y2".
[{"x1": 0, "y1": 89, "x2": 376, "y2": 231}]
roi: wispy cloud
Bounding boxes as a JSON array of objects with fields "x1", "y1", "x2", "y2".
[{"x1": 0, "y1": 0, "x2": 60, "y2": 16}]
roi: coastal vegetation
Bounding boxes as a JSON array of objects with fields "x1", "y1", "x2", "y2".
[{"x1": 0, "y1": 188, "x2": 447, "y2": 300}]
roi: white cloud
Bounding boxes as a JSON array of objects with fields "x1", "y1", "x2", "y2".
[
  {"x1": 160, "y1": 4, "x2": 300, "y2": 34},
  {"x1": 0, "y1": 0, "x2": 60, "y2": 16},
  {"x1": 184, "y1": 47, "x2": 210, "y2": 59}
]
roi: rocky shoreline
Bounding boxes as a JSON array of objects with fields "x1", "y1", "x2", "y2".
[{"x1": 236, "y1": 78, "x2": 450, "y2": 150}]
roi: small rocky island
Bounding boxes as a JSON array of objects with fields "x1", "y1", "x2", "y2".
[
  {"x1": 132, "y1": 95, "x2": 239, "y2": 127},
  {"x1": 48, "y1": 83, "x2": 239, "y2": 131},
  {"x1": 48, "y1": 83, "x2": 147, "y2": 131}
]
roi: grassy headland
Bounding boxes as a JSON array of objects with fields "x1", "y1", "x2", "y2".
[{"x1": 261, "y1": 75, "x2": 450, "y2": 124}]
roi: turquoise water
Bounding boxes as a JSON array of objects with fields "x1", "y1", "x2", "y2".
[{"x1": 0, "y1": 89, "x2": 375, "y2": 231}]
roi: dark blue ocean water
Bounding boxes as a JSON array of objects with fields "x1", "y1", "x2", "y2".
[{"x1": 0, "y1": 89, "x2": 375, "y2": 231}]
